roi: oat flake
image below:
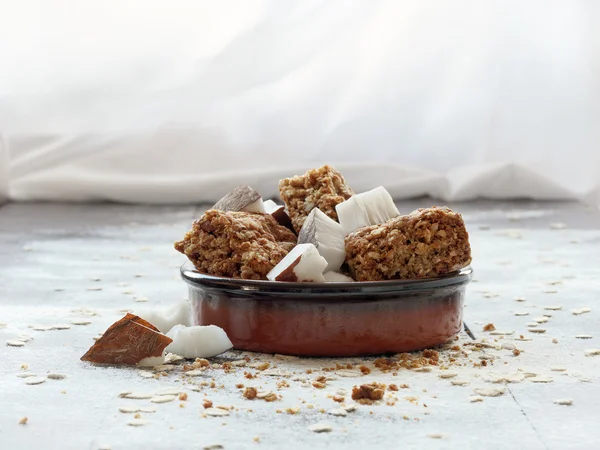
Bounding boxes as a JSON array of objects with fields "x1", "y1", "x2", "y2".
[
  {"x1": 71, "y1": 319, "x2": 92, "y2": 326},
  {"x1": 127, "y1": 419, "x2": 148, "y2": 427},
  {"x1": 473, "y1": 387, "x2": 505, "y2": 397},
  {"x1": 205, "y1": 408, "x2": 229, "y2": 417},
  {"x1": 122, "y1": 392, "x2": 153, "y2": 400},
  {"x1": 47, "y1": 373, "x2": 66, "y2": 380},
  {"x1": 553, "y1": 398, "x2": 573, "y2": 406},
  {"x1": 16, "y1": 372, "x2": 37, "y2": 378},
  {"x1": 25, "y1": 377, "x2": 47, "y2": 385},
  {"x1": 328, "y1": 408, "x2": 347, "y2": 417},
  {"x1": 151, "y1": 395, "x2": 176, "y2": 404},
  {"x1": 439, "y1": 372, "x2": 458, "y2": 379},
  {"x1": 308, "y1": 422, "x2": 333, "y2": 433},
  {"x1": 529, "y1": 376, "x2": 553, "y2": 383},
  {"x1": 6, "y1": 340, "x2": 25, "y2": 347}
]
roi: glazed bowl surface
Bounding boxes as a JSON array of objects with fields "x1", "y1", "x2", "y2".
[{"x1": 181, "y1": 263, "x2": 472, "y2": 357}]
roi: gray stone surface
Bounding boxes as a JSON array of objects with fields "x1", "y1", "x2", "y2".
[{"x1": 1, "y1": 200, "x2": 599, "y2": 450}]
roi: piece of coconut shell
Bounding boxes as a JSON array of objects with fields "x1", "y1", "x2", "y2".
[
  {"x1": 212, "y1": 185, "x2": 264, "y2": 213},
  {"x1": 81, "y1": 313, "x2": 172, "y2": 366}
]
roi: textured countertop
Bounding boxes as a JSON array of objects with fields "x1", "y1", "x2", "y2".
[{"x1": 1, "y1": 200, "x2": 599, "y2": 450}]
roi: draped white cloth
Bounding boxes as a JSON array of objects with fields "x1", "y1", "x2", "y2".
[{"x1": 0, "y1": 0, "x2": 598, "y2": 205}]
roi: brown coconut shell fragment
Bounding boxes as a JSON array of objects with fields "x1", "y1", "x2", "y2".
[{"x1": 81, "y1": 313, "x2": 173, "y2": 366}]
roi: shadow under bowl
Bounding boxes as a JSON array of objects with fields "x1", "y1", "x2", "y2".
[{"x1": 181, "y1": 263, "x2": 472, "y2": 357}]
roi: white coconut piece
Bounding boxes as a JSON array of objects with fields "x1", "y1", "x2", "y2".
[
  {"x1": 323, "y1": 271, "x2": 355, "y2": 282},
  {"x1": 212, "y1": 185, "x2": 266, "y2": 213},
  {"x1": 266, "y1": 243, "x2": 327, "y2": 282},
  {"x1": 298, "y1": 208, "x2": 346, "y2": 272},
  {"x1": 135, "y1": 300, "x2": 191, "y2": 334},
  {"x1": 166, "y1": 325, "x2": 233, "y2": 359},
  {"x1": 335, "y1": 186, "x2": 400, "y2": 235}
]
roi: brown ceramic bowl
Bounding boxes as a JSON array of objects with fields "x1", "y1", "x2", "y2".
[{"x1": 181, "y1": 263, "x2": 472, "y2": 357}]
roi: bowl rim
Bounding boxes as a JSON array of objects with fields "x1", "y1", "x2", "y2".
[{"x1": 180, "y1": 263, "x2": 473, "y2": 293}]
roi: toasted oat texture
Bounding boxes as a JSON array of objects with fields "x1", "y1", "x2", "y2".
[
  {"x1": 175, "y1": 210, "x2": 297, "y2": 280},
  {"x1": 344, "y1": 206, "x2": 471, "y2": 281},
  {"x1": 278, "y1": 165, "x2": 353, "y2": 233}
]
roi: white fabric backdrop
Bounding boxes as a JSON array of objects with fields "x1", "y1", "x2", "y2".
[{"x1": 0, "y1": 0, "x2": 598, "y2": 205}]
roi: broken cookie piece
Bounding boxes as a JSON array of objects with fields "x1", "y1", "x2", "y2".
[
  {"x1": 81, "y1": 313, "x2": 173, "y2": 366},
  {"x1": 212, "y1": 185, "x2": 266, "y2": 213},
  {"x1": 166, "y1": 325, "x2": 233, "y2": 359},
  {"x1": 336, "y1": 186, "x2": 400, "y2": 236},
  {"x1": 267, "y1": 243, "x2": 328, "y2": 282},
  {"x1": 345, "y1": 206, "x2": 471, "y2": 281},
  {"x1": 278, "y1": 165, "x2": 353, "y2": 233},
  {"x1": 263, "y1": 199, "x2": 295, "y2": 233},
  {"x1": 175, "y1": 210, "x2": 297, "y2": 279},
  {"x1": 297, "y1": 208, "x2": 345, "y2": 272}
]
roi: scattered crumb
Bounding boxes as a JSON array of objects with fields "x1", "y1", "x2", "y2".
[
  {"x1": 19, "y1": 417, "x2": 28, "y2": 425},
  {"x1": 178, "y1": 393, "x2": 188, "y2": 401},
  {"x1": 483, "y1": 323, "x2": 496, "y2": 332},
  {"x1": 554, "y1": 398, "x2": 573, "y2": 406},
  {"x1": 243, "y1": 388, "x2": 257, "y2": 400},
  {"x1": 351, "y1": 383, "x2": 386, "y2": 404},
  {"x1": 359, "y1": 365, "x2": 371, "y2": 375},
  {"x1": 203, "y1": 400, "x2": 214, "y2": 409}
]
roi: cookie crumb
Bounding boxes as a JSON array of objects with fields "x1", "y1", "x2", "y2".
[
  {"x1": 243, "y1": 387, "x2": 257, "y2": 400},
  {"x1": 483, "y1": 323, "x2": 496, "y2": 332}
]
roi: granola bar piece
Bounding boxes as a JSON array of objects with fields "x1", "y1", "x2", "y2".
[
  {"x1": 278, "y1": 165, "x2": 354, "y2": 233},
  {"x1": 344, "y1": 207, "x2": 471, "y2": 281},
  {"x1": 175, "y1": 210, "x2": 297, "y2": 280}
]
